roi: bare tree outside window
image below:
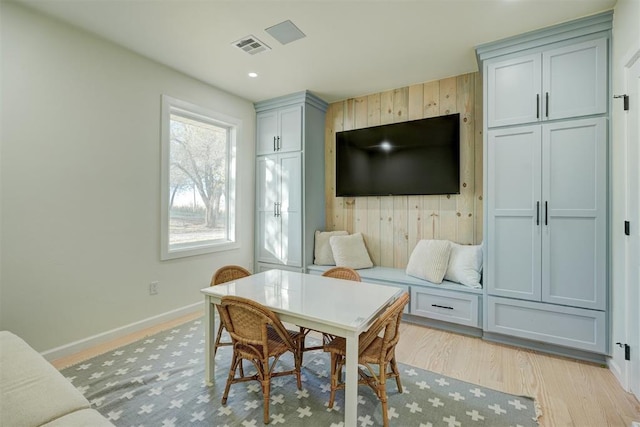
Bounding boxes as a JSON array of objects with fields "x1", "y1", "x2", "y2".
[
  {"x1": 161, "y1": 96, "x2": 238, "y2": 259},
  {"x1": 169, "y1": 114, "x2": 228, "y2": 244}
]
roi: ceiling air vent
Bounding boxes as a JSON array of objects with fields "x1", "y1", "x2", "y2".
[
  {"x1": 232, "y1": 35, "x2": 271, "y2": 55},
  {"x1": 265, "y1": 20, "x2": 306, "y2": 45}
]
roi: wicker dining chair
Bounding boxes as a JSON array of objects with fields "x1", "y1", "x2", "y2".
[
  {"x1": 210, "y1": 265, "x2": 252, "y2": 355},
  {"x1": 299, "y1": 267, "x2": 362, "y2": 356},
  {"x1": 217, "y1": 295, "x2": 303, "y2": 424},
  {"x1": 324, "y1": 292, "x2": 410, "y2": 427}
]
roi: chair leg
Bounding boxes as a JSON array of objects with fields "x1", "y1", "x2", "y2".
[
  {"x1": 294, "y1": 339, "x2": 302, "y2": 390},
  {"x1": 262, "y1": 378, "x2": 271, "y2": 424},
  {"x1": 378, "y1": 362, "x2": 389, "y2": 427},
  {"x1": 299, "y1": 327, "x2": 312, "y2": 366},
  {"x1": 213, "y1": 323, "x2": 225, "y2": 356},
  {"x1": 390, "y1": 356, "x2": 403, "y2": 392},
  {"x1": 215, "y1": 325, "x2": 244, "y2": 376},
  {"x1": 328, "y1": 353, "x2": 340, "y2": 408},
  {"x1": 222, "y1": 352, "x2": 241, "y2": 405},
  {"x1": 261, "y1": 357, "x2": 271, "y2": 425}
]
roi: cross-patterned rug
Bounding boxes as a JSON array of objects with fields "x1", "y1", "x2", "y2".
[{"x1": 60, "y1": 317, "x2": 540, "y2": 426}]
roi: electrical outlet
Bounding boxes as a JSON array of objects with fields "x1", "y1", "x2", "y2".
[{"x1": 149, "y1": 281, "x2": 159, "y2": 295}]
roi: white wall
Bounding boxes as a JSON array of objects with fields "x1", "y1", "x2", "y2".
[
  {"x1": 610, "y1": 0, "x2": 640, "y2": 387},
  {"x1": 0, "y1": 2, "x2": 256, "y2": 352}
]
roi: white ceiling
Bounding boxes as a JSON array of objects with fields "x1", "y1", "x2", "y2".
[{"x1": 17, "y1": 0, "x2": 616, "y2": 104}]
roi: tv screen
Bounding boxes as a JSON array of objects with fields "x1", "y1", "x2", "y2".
[{"x1": 335, "y1": 113, "x2": 460, "y2": 197}]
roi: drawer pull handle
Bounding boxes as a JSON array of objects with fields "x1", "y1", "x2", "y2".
[{"x1": 432, "y1": 304, "x2": 454, "y2": 310}]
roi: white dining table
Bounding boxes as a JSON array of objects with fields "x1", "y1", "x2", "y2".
[{"x1": 201, "y1": 268, "x2": 404, "y2": 426}]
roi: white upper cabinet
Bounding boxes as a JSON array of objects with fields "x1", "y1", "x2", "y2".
[
  {"x1": 542, "y1": 39, "x2": 607, "y2": 121},
  {"x1": 256, "y1": 105, "x2": 303, "y2": 155},
  {"x1": 487, "y1": 54, "x2": 542, "y2": 128},
  {"x1": 487, "y1": 38, "x2": 607, "y2": 128}
]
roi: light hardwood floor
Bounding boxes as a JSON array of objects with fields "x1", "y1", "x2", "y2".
[
  {"x1": 396, "y1": 322, "x2": 640, "y2": 427},
  {"x1": 52, "y1": 311, "x2": 640, "y2": 427}
]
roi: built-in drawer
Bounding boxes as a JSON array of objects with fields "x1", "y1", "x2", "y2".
[
  {"x1": 487, "y1": 296, "x2": 606, "y2": 354},
  {"x1": 410, "y1": 287, "x2": 481, "y2": 328}
]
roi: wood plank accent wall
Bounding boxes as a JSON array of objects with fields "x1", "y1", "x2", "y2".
[{"x1": 324, "y1": 72, "x2": 483, "y2": 268}]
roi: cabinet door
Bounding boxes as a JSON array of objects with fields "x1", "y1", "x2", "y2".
[
  {"x1": 487, "y1": 126, "x2": 542, "y2": 300},
  {"x1": 256, "y1": 111, "x2": 279, "y2": 155},
  {"x1": 542, "y1": 118, "x2": 607, "y2": 310},
  {"x1": 543, "y1": 39, "x2": 607, "y2": 121},
  {"x1": 279, "y1": 152, "x2": 302, "y2": 267},
  {"x1": 487, "y1": 53, "x2": 541, "y2": 128},
  {"x1": 256, "y1": 155, "x2": 282, "y2": 264},
  {"x1": 278, "y1": 105, "x2": 303, "y2": 153}
]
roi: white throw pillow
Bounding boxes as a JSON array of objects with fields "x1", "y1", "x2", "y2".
[
  {"x1": 329, "y1": 233, "x2": 373, "y2": 269},
  {"x1": 444, "y1": 243, "x2": 483, "y2": 288},
  {"x1": 314, "y1": 230, "x2": 349, "y2": 265},
  {"x1": 406, "y1": 240, "x2": 452, "y2": 284}
]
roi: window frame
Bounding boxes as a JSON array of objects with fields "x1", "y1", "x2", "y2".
[{"x1": 160, "y1": 95, "x2": 240, "y2": 260}]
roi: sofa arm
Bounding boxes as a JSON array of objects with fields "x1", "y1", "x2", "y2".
[{"x1": 0, "y1": 331, "x2": 114, "y2": 427}]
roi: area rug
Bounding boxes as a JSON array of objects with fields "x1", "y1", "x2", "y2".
[{"x1": 60, "y1": 317, "x2": 539, "y2": 426}]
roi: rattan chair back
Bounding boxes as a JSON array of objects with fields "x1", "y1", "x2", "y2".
[
  {"x1": 219, "y1": 296, "x2": 297, "y2": 354},
  {"x1": 321, "y1": 266, "x2": 361, "y2": 282},
  {"x1": 211, "y1": 265, "x2": 251, "y2": 286},
  {"x1": 358, "y1": 292, "x2": 409, "y2": 360},
  {"x1": 209, "y1": 265, "x2": 252, "y2": 356}
]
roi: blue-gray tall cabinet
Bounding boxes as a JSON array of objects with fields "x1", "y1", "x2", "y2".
[
  {"x1": 254, "y1": 91, "x2": 328, "y2": 273},
  {"x1": 476, "y1": 12, "x2": 612, "y2": 362}
]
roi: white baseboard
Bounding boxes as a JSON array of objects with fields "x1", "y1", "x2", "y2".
[
  {"x1": 607, "y1": 357, "x2": 628, "y2": 391},
  {"x1": 41, "y1": 302, "x2": 203, "y2": 361}
]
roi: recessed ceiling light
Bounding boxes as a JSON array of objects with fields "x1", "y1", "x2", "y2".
[{"x1": 248, "y1": 72, "x2": 258, "y2": 78}]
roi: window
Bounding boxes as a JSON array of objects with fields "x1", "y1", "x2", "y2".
[{"x1": 161, "y1": 95, "x2": 239, "y2": 259}]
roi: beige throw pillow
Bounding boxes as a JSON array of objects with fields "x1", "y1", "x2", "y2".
[
  {"x1": 406, "y1": 239, "x2": 452, "y2": 284},
  {"x1": 444, "y1": 243, "x2": 483, "y2": 288},
  {"x1": 314, "y1": 230, "x2": 349, "y2": 265},
  {"x1": 329, "y1": 233, "x2": 373, "y2": 269}
]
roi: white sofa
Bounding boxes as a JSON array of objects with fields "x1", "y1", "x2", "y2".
[{"x1": 0, "y1": 331, "x2": 114, "y2": 427}]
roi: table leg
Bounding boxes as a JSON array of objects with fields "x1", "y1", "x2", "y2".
[
  {"x1": 344, "y1": 331, "x2": 358, "y2": 426},
  {"x1": 204, "y1": 298, "x2": 216, "y2": 385}
]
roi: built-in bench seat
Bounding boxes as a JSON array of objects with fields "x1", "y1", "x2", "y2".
[{"x1": 306, "y1": 265, "x2": 483, "y2": 336}]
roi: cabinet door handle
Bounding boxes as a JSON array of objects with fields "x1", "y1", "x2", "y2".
[
  {"x1": 273, "y1": 136, "x2": 276, "y2": 152},
  {"x1": 431, "y1": 304, "x2": 454, "y2": 310},
  {"x1": 276, "y1": 136, "x2": 281, "y2": 151},
  {"x1": 274, "y1": 202, "x2": 278, "y2": 217},
  {"x1": 536, "y1": 94, "x2": 540, "y2": 119},
  {"x1": 545, "y1": 201, "x2": 548, "y2": 226},
  {"x1": 545, "y1": 92, "x2": 549, "y2": 118},
  {"x1": 537, "y1": 201, "x2": 540, "y2": 225}
]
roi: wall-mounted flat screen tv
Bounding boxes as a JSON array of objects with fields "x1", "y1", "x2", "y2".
[{"x1": 335, "y1": 113, "x2": 460, "y2": 197}]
